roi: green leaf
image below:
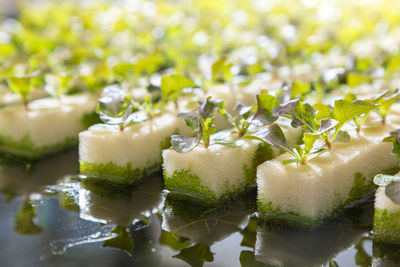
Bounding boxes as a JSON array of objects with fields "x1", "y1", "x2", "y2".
[
  {"x1": 313, "y1": 103, "x2": 331, "y2": 121},
  {"x1": 234, "y1": 103, "x2": 253, "y2": 120},
  {"x1": 103, "y1": 225, "x2": 134, "y2": 254},
  {"x1": 178, "y1": 110, "x2": 200, "y2": 132},
  {"x1": 347, "y1": 72, "x2": 370, "y2": 87},
  {"x1": 331, "y1": 100, "x2": 376, "y2": 128},
  {"x1": 171, "y1": 131, "x2": 202, "y2": 153},
  {"x1": 303, "y1": 133, "x2": 319, "y2": 155},
  {"x1": 45, "y1": 72, "x2": 71, "y2": 98},
  {"x1": 378, "y1": 90, "x2": 400, "y2": 121},
  {"x1": 159, "y1": 230, "x2": 190, "y2": 251},
  {"x1": 373, "y1": 174, "x2": 400, "y2": 186},
  {"x1": 172, "y1": 97, "x2": 221, "y2": 152},
  {"x1": 7, "y1": 72, "x2": 41, "y2": 103},
  {"x1": 244, "y1": 124, "x2": 291, "y2": 153},
  {"x1": 173, "y1": 242, "x2": 214, "y2": 267},
  {"x1": 253, "y1": 91, "x2": 280, "y2": 126},
  {"x1": 273, "y1": 99, "x2": 317, "y2": 130},
  {"x1": 199, "y1": 97, "x2": 222, "y2": 119},
  {"x1": 385, "y1": 181, "x2": 400, "y2": 204},
  {"x1": 216, "y1": 101, "x2": 235, "y2": 125},
  {"x1": 291, "y1": 80, "x2": 311, "y2": 98},
  {"x1": 316, "y1": 119, "x2": 338, "y2": 134},
  {"x1": 344, "y1": 93, "x2": 357, "y2": 103},
  {"x1": 201, "y1": 117, "x2": 216, "y2": 147},
  {"x1": 211, "y1": 56, "x2": 227, "y2": 81},
  {"x1": 329, "y1": 260, "x2": 339, "y2": 267},
  {"x1": 161, "y1": 74, "x2": 197, "y2": 103},
  {"x1": 14, "y1": 200, "x2": 42, "y2": 235},
  {"x1": 331, "y1": 100, "x2": 377, "y2": 140},
  {"x1": 211, "y1": 56, "x2": 233, "y2": 83}
]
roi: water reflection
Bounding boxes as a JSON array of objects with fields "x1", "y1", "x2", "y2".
[
  {"x1": 254, "y1": 201, "x2": 374, "y2": 267},
  {"x1": 77, "y1": 174, "x2": 164, "y2": 226},
  {"x1": 1, "y1": 150, "x2": 400, "y2": 266},
  {"x1": 372, "y1": 241, "x2": 400, "y2": 266},
  {"x1": 159, "y1": 192, "x2": 255, "y2": 266},
  {"x1": 0, "y1": 149, "x2": 78, "y2": 199},
  {"x1": 51, "y1": 174, "x2": 164, "y2": 255},
  {"x1": 0, "y1": 150, "x2": 78, "y2": 235}
]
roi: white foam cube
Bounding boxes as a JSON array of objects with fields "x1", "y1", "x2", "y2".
[
  {"x1": 162, "y1": 125, "x2": 302, "y2": 204},
  {"x1": 257, "y1": 128, "x2": 400, "y2": 228},
  {"x1": 0, "y1": 93, "x2": 97, "y2": 159},
  {"x1": 79, "y1": 112, "x2": 181, "y2": 182}
]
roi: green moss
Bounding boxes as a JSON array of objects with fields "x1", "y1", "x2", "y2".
[
  {"x1": 257, "y1": 200, "x2": 324, "y2": 229},
  {"x1": 160, "y1": 134, "x2": 172, "y2": 151},
  {"x1": 348, "y1": 172, "x2": 375, "y2": 200},
  {"x1": 164, "y1": 168, "x2": 257, "y2": 206},
  {"x1": 0, "y1": 134, "x2": 77, "y2": 160},
  {"x1": 165, "y1": 142, "x2": 273, "y2": 206},
  {"x1": 374, "y1": 208, "x2": 400, "y2": 244},
  {"x1": 164, "y1": 169, "x2": 218, "y2": 204},
  {"x1": 80, "y1": 160, "x2": 160, "y2": 184}
]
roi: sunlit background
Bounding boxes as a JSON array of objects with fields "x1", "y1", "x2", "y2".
[
  {"x1": 1, "y1": 1, "x2": 400, "y2": 267},
  {"x1": 0, "y1": 0, "x2": 400, "y2": 95}
]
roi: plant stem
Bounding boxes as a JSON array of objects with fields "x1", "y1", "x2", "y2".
[
  {"x1": 23, "y1": 99, "x2": 29, "y2": 111},
  {"x1": 325, "y1": 139, "x2": 332, "y2": 150}
]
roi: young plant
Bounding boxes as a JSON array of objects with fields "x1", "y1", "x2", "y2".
[
  {"x1": 244, "y1": 123, "x2": 327, "y2": 165},
  {"x1": 44, "y1": 72, "x2": 72, "y2": 98},
  {"x1": 211, "y1": 56, "x2": 233, "y2": 84},
  {"x1": 97, "y1": 86, "x2": 133, "y2": 131},
  {"x1": 161, "y1": 74, "x2": 197, "y2": 109},
  {"x1": 244, "y1": 97, "x2": 378, "y2": 165},
  {"x1": 171, "y1": 97, "x2": 223, "y2": 152},
  {"x1": 330, "y1": 99, "x2": 377, "y2": 140},
  {"x1": 141, "y1": 94, "x2": 165, "y2": 119},
  {"x1": 377, "y1": 90, "x2": 400, "y2": 123},
  {"x1": 218, "y1": 90, "x2": 280, "y2": 137},
  {"x1": 273, "y1": 98, "x2": 377, "y2": 149},
  {"x1": 346, "y1": 90, "x2": 398, "y2": 132},
  {"x1": 7, "y1": 70, "x2": 42, "y2": 109}
]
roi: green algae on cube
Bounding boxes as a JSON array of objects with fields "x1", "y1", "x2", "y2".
[
  {"x1": 0, "y1": 94, "x2": 97, "y2": 160},
  {"x1": 163, "y1": 138, "x2": 274, "y2": 205},
  {"x1": 374, "y1": 183, "x2": 400, "y2": 244},
  {"x1": 257, "y1": 133, "x2": 400, "y2": 228},
  {"x1": 79, "y1": 112, "x2": 181, "y2": 183}
]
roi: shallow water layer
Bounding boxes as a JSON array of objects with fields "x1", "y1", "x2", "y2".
[{"x1": 0, "y1": 149, "x2": 398, "y2": 267}]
